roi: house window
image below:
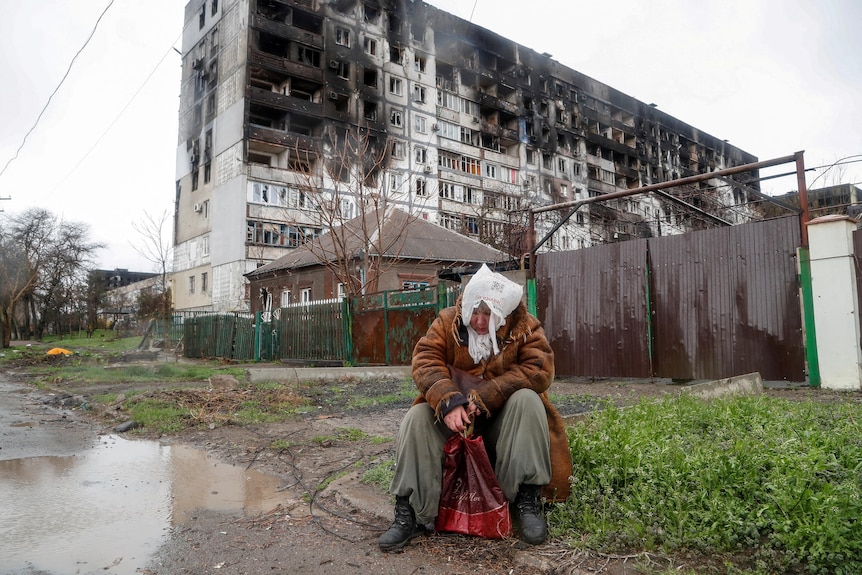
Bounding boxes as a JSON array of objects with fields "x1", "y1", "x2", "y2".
[
  {"x1": 364, "y1": 37, "x2": 377, "y2": 55},
  {"x1": 191, "y1": 168, "x2": 199, "y2": 191},
  {"x1": 389, "y1": 44, "x2": 402, "y2": 63},
  {"x1": 414, "y1": 53, "x2": 426, "y2": 72},
  {"x1": 389, "y1": 109, "x2": 403, "y2": 128},
  {"x1": 201, "y1": 272, "x2": 208, "y2": 293},
  {"x1": 484, "y1": 163, "x2": 497, "y2": 179},
  {"x1": 414, "y1": 146, "x2": 426, "y2": 163},
  {"x1": 413, "y1": 115, "x2": 427, "y2": 133},
  {"x1": 460, "y1": 156, "x2": 481, "y2": 176},
  {"x1": 389, "y1": 77, "x2": 402, "y2": 95},
  {"x1": 199, "y1": 3, "x2": 206, "y2": 29},
  {"x1": 300, "y1": 287, "x2": 312, "y2": 303},
  {"x1": 335, "y1": 27, "x2": 350, "y2": 47},
  {"x1": 281, "y1": 290, "x2": 290, "y2": 307},
  {"x1": 298, "y1": 46, "x2": 321, "y2": 67},
  {"x1": 557, "y1": 158, "x2": 568, "y2": 176},
  {"x1": 413, "y1": 84, "x2": 426, "y2": 103},
  {"x1": 389, "y1": 172, "x2": 403, "y2": 191},
  {"x1": 391, "y1": 140, "x2": 405, "y2": 159},
  {"x1": 415, "y1": 178, "x2": 427, "y2": 196},
  {"x1": 336, "y1": 61, "x2": 350, "y2": 79},
  {"x1": 463, "y1": 187, "x2": 479, "y2": 205},
  {"x1": 340, "y1": 199, "x2": 354, "y2": 219},
  {"x1": 337, "y1": 283, "x2": 345, "y2": 300},
  {"x1": 204, "y1": 161, "x2": 212, "y2": 183},
  {"x1": 465, "y1": 216, "x2": 479, "y2": 235},
  {"x1": 201, "y1": 235, "x2": 209, "y2": 256},
  {"x1": 363, "y1": 100, "x2": 377, "y2": 121},
  {"x1": 189, "y1": 275, "x2": 196, "y2": 294},
  {"x1": 439, "y1": 212, "x2": 459, "y2": 230},
  {"x1": 211, "y1": 0, "x2": 218, "y2": 15},
  {"x1": 363, "y1": 68, "x2": 378, "y2": 88},
  {"x1": 440, "y1": 182, "x2": 461, "y2": 201},
  {"x1": 402, "y1": 279, "x2": 429, "y2": 290},
  {"x1": 438, "y1": 152, "x2": 456, "y2": 170}
]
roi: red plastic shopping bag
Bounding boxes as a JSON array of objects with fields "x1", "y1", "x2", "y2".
[{"x1": 435, "y1": 432, "x2": 512, "y2": 538}]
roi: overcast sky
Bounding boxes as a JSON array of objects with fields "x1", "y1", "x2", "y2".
[{"x1": 1, "y1": 0, "x2": 860, "y2": 273}]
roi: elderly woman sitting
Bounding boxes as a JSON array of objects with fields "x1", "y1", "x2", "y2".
[{"x1": 379, "y1": 265, "x2": 572, "y2": 551}]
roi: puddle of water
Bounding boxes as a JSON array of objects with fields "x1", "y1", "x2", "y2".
[{"x1": 0, "y1": 435, "x2": 285, "y2": 575}]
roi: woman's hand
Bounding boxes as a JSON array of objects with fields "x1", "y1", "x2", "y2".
[{"x1": 443, "y1": 405, "x2": 473, "y2": 433}]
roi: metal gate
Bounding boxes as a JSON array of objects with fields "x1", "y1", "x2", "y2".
[{"x1": 536, "y1": 216, "x2": 806, "y2": 382}]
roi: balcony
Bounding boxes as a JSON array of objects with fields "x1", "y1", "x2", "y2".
[
  {"x1": 249, "y1": 50, "x2": 324, "y2": 83},
  {"x1": 251, "y1": 14, "x2": 323, "y2": 49},
  {"x1": 248, "y1": 86, "x2": 323, "y2": 117}
]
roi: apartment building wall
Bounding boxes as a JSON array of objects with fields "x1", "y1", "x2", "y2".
[{"x1": 172, "y1": 0, "x2": 760, "y2": 312}]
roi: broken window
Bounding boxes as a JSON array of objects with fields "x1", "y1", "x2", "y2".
[
  {"x1": 363, "y1": 100, "x2": 377, "y2": 121},
  {"x1": 297, "y1": 46, "x2": 320, "y2": 67},
  {"x1": 363, "y1": 68, "x2": 378, "y2": 88},
  {"x1": 390, "y1": 140, "x2": 405, "y2": 159},
  {"x1": 335, "y1": 27, "x2": 350, "y2": 47},
  {"x1": 364, "y1": 5, "x2": 380, "y2": 23},
  {"x1": 336, "y1": 61, "x2": 350, "y2": 79},
  {"x1": 389, "y1": 109, "x2": 403, "y2": 128},
  {"x1": 415, "y1": 178, "x2": 427, "y2": 196},
  {"x1": 389, "y1": 45, "x2": 403, "y2": 64},
  {"x1": 414, "y1": 53, "x2": 427, "y2": 72},
  {"x1": 414, "y1": 146, "x2": 427, "y2": 163},
  {"x1": 413, "y1": 84, "x2": 426, "y2": 103}
]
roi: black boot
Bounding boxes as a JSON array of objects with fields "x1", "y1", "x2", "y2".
[
  {"x1": 378, "y1": 495, "x2": 426, "y2": 552},
  {"x1": 512, "y1": 484, "x2": 547, "y2": 545}
]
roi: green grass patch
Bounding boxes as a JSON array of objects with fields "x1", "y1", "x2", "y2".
[
  {"x1": 35, "y1": 363, "x2": 245, "y2": 385},
  {"x1": 553, "y1": 394, "x2": 862, "y2": 574},
  {"x1": 362, "y1": 457, "x2": 395, "y2": 491},
  {"x1": 127, "y1": 399, "x2": 189, "y2": 434},
  {"x1": 346, "y1": 379, "x2": 415, "y2": 409}
]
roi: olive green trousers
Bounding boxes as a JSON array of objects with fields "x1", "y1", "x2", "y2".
[{"x1": 389, "y1": 388, "x2": 552, "y2": 526}]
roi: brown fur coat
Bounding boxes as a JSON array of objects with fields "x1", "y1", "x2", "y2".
[{"x1": 411, "y1": 301, "x2": 572, "y2": 502}]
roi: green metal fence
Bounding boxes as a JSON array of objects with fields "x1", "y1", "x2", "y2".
[{"x1": 177, "y1": 280, "x2": 534, "y2": 365}]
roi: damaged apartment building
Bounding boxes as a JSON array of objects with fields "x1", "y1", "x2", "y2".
[{"x1": 173, "y1": 0, "x2": 760, "y2": 312}]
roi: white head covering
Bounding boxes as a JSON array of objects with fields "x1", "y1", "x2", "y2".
[{"x1": 460, "y1": 264, "x2": 523, "y2": 363}]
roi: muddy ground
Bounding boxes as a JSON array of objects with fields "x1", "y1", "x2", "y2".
[{"x1": 4, "y1": 359, "x2": 843, "y2": 575}]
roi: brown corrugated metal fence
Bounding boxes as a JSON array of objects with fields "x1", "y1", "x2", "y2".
[{"x1": 537, "y1": 216, "x2": 806, "y2": 382}]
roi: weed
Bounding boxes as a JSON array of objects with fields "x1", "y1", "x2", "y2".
[
  {"x1": 552, "y1": 394, "x2": 862, "y2": 574},
  {"x1": 128, "y1": 399, "x2": 188, "y2": 434},
  {"x1": 362, "y1": 457, "x2": 395, "y2": 491}
]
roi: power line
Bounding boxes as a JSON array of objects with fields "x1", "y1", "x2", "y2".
[
  {"x1": 53, "y1": 36, "x2": 182, "y2": 192},
  {"x1": 0, "y1": 0, "x2": 116, "y2": 179}
]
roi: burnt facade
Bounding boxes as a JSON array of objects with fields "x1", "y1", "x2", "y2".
[{"x1": 173, "y1": 0, "x2": 760, "y2": 312}]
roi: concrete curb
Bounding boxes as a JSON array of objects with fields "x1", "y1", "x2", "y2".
[
  {"x1": 245, "y1": 365, "x2": 412, "y2": 384},
  {"x1": 562, "y1": 371, "x2": 764, "y2": 425},
  {"x1": 682, "y1": 371, "x2": 763, "y2": 398}
]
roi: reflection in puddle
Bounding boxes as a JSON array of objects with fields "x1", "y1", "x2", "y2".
[{"x1": 0, "y1": 435, "x2": 284, "y2": 575}]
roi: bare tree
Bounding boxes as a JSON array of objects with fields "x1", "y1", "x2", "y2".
[
  {"x1": 131, "y1": 210, "x2": 173, "y2": 318},
  {"x1": 268, "y1": 128, "x2": 429, "y2": 296},
  {"x1": 0, "y1": 209, "x2": 102, "y2": 346}
]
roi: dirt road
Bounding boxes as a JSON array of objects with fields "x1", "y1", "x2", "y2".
[{"x1": 10, "y1": 364, "x2": 801, "y2": 575}]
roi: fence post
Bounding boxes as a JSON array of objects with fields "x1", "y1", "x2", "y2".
[
  {"x1": 526, "y1": 277, "x2": 537, "y2": 316},
  {"x1": 254, "y1": 311, "x2": 262, "y2": 362},
  {"x1": 436, "y1": 282, "x2": 449, "y2": 313},
  {"x1": 342, "y1": 297, "x2": 353, "y2": 365}
]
